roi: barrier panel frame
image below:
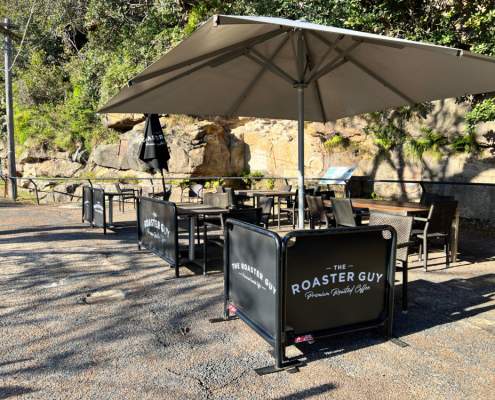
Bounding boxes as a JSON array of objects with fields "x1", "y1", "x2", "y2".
[
  {"x1": 137, "y1": 196, "x2": 180, "y2": 277},
  {"x1": 92, "y1": 188, "x2": 107, "y2": 234},
  {"x1": 223, "y1": 222, "x2": 397, "y2": 374},
  {"x1": 82, "y1": 185, "x2": 93, "y2": 226},
  {"x1": 280, "y1": 225, "x2": 397, "y2": 345}
]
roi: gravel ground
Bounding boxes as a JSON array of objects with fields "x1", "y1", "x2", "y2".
[{"x1": 0, "y1": 200, "x2": 494, "y2": 399}]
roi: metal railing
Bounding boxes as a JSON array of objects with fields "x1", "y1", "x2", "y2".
[{"x1": 2, "y1": 174, "x2": 495, "y2": 226}]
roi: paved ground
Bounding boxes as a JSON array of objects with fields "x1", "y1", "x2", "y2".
[{"x1": 0, "y1": 200, "x2": 494, "y2": 399}]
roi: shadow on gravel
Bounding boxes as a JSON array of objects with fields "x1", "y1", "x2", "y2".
[
  {"x1": 0, "y1": 386, "x2": 37, "y2": 399},
  {"x1": 294, "y1": 274, "x2": 495, "y2": 365},
  {"x1": 0, "y1": 225, "x2": 87, "y2": 236},
  {"x1": 273, "y1": 383, "x2": 337, "y2": 399}
]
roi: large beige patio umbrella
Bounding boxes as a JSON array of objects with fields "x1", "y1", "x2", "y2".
[{"x1": 100, "y1": 15, "x2": 495, "y2": 228}]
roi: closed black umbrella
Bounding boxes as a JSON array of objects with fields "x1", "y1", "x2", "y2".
[{"x1": 139, "y1": 114, "x2": 170, "y2": 196}]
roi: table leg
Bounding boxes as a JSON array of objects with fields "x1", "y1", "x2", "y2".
[
  {"x1": 108, "y1": 195, "x2": 114, "y2": 227},
  {"x1": 188, "y1": 215, "x2": 196, "y2": 261},
  {"x1": 277, "y1": 195, "x2": 281, "y2": 229}
]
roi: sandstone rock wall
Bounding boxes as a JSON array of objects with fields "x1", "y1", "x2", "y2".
[{"x1": 7, "y1": 99, "x2": 495, "y2": 222}]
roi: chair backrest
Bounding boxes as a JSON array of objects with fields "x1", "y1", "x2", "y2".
[
  {"x1": 420, "y1": 192, "x2": 455, "y2": 206},
  {"x1": 315, "y1": 189, "x2": 335, "y2": 200},
  {"x1": 330, "y1": 198, "x2": 356, "y2": 227},
  {"x1": 428, "y1": 200, "x2": 458, "y2": 234},
  {"x1": 223, "y1": 187, "x2": 235, "y2": 207},
  {"x1": 280, "y1": 184, "x2": 292, "y2": 192},
  {"x1": 306, "y1": 195, "x2": 328, "y2": 225},
  {"x1": 203, "y1": 192, "x2": 230, "y2": 208},
  {"x1": 162, "y1": 185, "x2": 172, "y2": 201},
  {"x1": 189, "y1": 183, "x2": 204, "y2": 198},
  {"x1": 258, "y1": 196, "x2": 274, "y2": 225},
  {"x1": 223, "y1": 207, "x2": 262, "y2": 226},
  {"x1": 114, "y1": 183, "x2": 123, "y2": 194},
  {"x1": 369, "y1": 212, "x2": 413, "y2": 262}
]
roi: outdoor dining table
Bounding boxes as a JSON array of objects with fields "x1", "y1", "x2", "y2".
[
  {"x1": 344, "y1": 198, "x2": 430, "y2": 216},
  {"x1": 323, "y1": 198, "x2": 459, "y2": 263},
  {"x1": 104, "y1": 191, "x2": 136, "y2": 227},
  {"x1": 234, "y1": 190, "x2": 296, "y2": 228},
  {"x1": 175, "y1": 203, "x2": 229, "y2": 262}
]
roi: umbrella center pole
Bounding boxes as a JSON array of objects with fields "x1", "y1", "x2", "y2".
[{"x1": 296, "y1": 84, "x2": 305, "y2": 229}]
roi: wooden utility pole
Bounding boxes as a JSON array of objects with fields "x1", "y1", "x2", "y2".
[{"x1": 2, "y1": 17, "x2": 17, "y2": 200}]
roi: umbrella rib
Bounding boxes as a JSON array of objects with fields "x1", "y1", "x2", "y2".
[
  {"x1": 246, "y1": 49, "x2": 296, "y2": 84},
  {"x1": 227, "y1": 33, "x2": 291, "y2": 117},
  {"x1": 307, "y1": 41, "x2": 361, "y2": 84},
  {"x1": 131, "y1": 28, "x2": 286, "y2": 84},
  {"x1": 303, "y1": 31, "x2": 327, "y2": 122},
  {"x1": 304, "y1": 35, "x2": 345, "y2": 82},
  {"x1": 100, "y1": 40, "x2": 289, "y2": 113},
  {"x1": 309, "y1": 31, "x2": 415, "y2": 104}
]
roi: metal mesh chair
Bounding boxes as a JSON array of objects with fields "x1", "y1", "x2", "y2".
[
  {"x1": 223, "y1": 187, "x2": 236, "y2": 208},
  {"x1": 258, "y1": 196, "x2": 274, "y2": 228},
  {"x1": 369, "y1": 212, "x2": 413, "y2": 311},
  {"x1": 413, "y1": 200, "x2": 458, "y2": 271},
  {"x1": 203, "y1": 207, "x2": 262, "y2": 273},
  {"x1": 203, "y1": 192, "x2": 230, "y2": 209},
  {"x1": 306, "y1": 195, "x2": 333, "y2": 229},
  {"x1": 188, "y1": 183, "x2": 204, "y2": 203},
  {"x1": 150, "y1": 183, "x2": 172, "y2": 201},
  {"x1": 330, "y1": 198, "x2": 357, "y2": 227},
  {"x1": 420, "y1": 192, "x2": 455, "y2": 206},
  {"x1": 279, "y1": 187, "x2": 314, "y2": 228},
  {"x1": 315, "y1": 189, "x2": 335, "y2": 200},
  {"x1": 114, "y1": 183, "x2": 137, "y2": 212}
]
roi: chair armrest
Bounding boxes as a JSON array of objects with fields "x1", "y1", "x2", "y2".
[
  {"x1": 413, "y1": 217, "x2": 428, "y2": 222},
  {"x1": 397, "y1": 240, "x2": 416, "y2": 249}
]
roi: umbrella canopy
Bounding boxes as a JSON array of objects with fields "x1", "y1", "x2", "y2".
[
  {"x1": 139, "y1": 114, "x2": 170, "y2": 173},
  {"x1": 100, "y1": 15, "x2": 495, "y2": 227}
]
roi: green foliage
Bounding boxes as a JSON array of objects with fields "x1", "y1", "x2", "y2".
[
  {"x1": 405, "y1": 127, "x2": 447, "y2": 160},
  {"x1": 204, "y1": 178, "x2": 224, "y2": 189},
  {"x1": 450, "y1": 132, "x2": 479, "y2": 154},
  {"x1": 324, "y1": 133, "x2": 350, "y2": 152},
  {"x1": 364, "y1": 103, "x2": 433, "y2": 150},
  {"x1": 265, "y1": 178, "x2": 275, "y2": 190},
  {"x1": 17, "y1": 50, "x2": 69, "y2": 106},
  {"x1": 465, "y1": 98, "x2": 495, "y2": 131},
  {"x1": 241, "y1": 170, "x2": 264, "y2": 187},
  {"x1": 4, "y1": 0, "x2": 495, "y2": 157}
]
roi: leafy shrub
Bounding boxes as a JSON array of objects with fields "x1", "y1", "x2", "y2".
[
  {"x1": 323, "y1": 133, "x2": 350, "y2": 152},
  {"x1": 450, "y1": 133, "x2": 479, "y2": 154},
  {"x1": 405, "y1": 127, "x2": 447, "y2": 159},
  {"x1": 465, "y1": 98, "x2": 495, "y2": 131}
]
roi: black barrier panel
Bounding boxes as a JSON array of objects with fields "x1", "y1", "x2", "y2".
[
  {"x1": 82, "y1": 186, "x2": 93, "y2": 224},
  {"x1": 222, "y1": 223, "x2": 396, "y2": 373},
  {"x1": 226, "y1": 219, "x2": 281, "y2": 341},
  {"x1": 92, "y1": 188, "x2": 106, "y2": 228},
  {"x1": 138, "y1": 197, "x2": 178, "y2": 269},
  {"x1": 283, "y1": 227, "x2": 395, "y2": 336}
]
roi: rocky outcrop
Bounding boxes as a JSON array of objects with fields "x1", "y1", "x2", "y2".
[
  {"x1": 19, "y1": 148, "x2": 70, "y2": 164},
  {"x1": 90, "y1": 117, "x2": 244, "y2": 177},
  {"x1": 102, "y1": 113, "x2": 145, "y2": 132},
  {"x1": 22, "y1": 158, "x2": 83, "y2": 178}
]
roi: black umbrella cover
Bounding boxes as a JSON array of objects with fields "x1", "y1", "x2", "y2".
[{"x1": 139, "y1": 114, "x2": 170, "y2": 172}]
